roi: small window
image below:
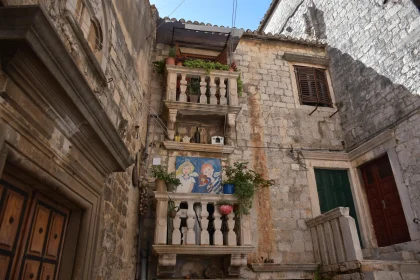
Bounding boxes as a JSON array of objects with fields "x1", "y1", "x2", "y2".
[
  {"x1": 87, "y1": 20, "x2": 102, "y2": 51},
  {"x1": 294, "y1": 66, "x2": 332, "y2": 107}
]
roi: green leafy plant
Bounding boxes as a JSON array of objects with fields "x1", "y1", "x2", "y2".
[
  {"x1": 153, "y1": 59, "x2": 165, "y2": 75},
  {"x1": 166, "y1": 172, "x2": 181, "y2": 186},
  {"x1": 168, "y1": 46, "x2": 176, "y2": 58},
  {"x1": 183, "y1": 59, "x2": 229, "y2": 74},
  {"x1": 237, "y1": 75, "x2": 243, "y2": 97},
  {"x1": 150, "y1": 165, "x2": 168, "y2": 180},
  {"x1": 187, "y1": 78, "x2": 201, "y2": 95},
  {"x1": 224, "y1": 162, "x2": 275, "y2": 215}
]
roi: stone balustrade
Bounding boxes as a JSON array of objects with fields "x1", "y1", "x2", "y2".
[
  {"x1": 153, "y1": 192, "x2": 253, "y2": 277},
  {"x1": 165, "y1": 65, "x2": 239, "y2": 106},
  {"x1": 306, "y1": 207, "x2": 363, "y2": 265},
  {"x1": 154, "y1": 192, "x2": 252, "y2": 247}
]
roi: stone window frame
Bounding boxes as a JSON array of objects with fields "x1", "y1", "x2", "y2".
[
  {"x1": 303, "y1": 130, "x2": 419, "y2": 249},
  {"x1": 288, "y1": 61, "x2": 337, "y2": 112}
]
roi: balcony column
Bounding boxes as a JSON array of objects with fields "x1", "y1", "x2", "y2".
[
  {"x1": 185, "y1": 201, "x2": 196, "y2": 244},
  {"x1": 228, "y1": 76, "x2": 238, "y2": 106},
  {"x1": 154, "y1": 199, "x2": 168, "y2": 245},
  {"x1": 225, "y1": 113, "x2": 236, "y2": 146},
  {"x1": 171, "y1": 201, "x2": 182, "y2": 245},
  {"x1": 213, "y1": 204, "x2": 223, "y2": 245},
  {"x1": 200, "y1": 202, "x2": 210, "y2": 245},
  {"x1": 166, "y1": 70, "x2": 177, "y2": 101},
  {"x1": 240, "y1": 214, "x2": 252, "y2": 246},
  {"x1": 209, "y1": 75, "x2": 217, "y2": 105},
  {"x1": 219, "y1": 77, "x2": 227, "y2": 105},
  {"x1": 226, "y1": 210, "x2": 237, "y2": 246},
  {"x1": 199, "y1": 75, "x2": 207, "y2": 104},
  {"x1": 179, "y1": 73, "x2": 187, "y2": 102}
]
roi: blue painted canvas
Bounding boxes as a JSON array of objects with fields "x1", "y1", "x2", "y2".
[{"x1": 175, "y1": 156, "x2": 222, "y2": 194}]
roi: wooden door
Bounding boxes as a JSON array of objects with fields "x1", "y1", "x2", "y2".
[
  {"x1": 315, "y1": 169, "x2": 361, "y2": 238},
  {"x1": 0, "y1": 177, "x2": 69, "y2": 280},
  {"x1": 361, "y1": 155, "x2": 410, "y2": 247}
]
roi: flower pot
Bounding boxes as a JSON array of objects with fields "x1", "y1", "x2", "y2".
[
  {"x1": 167, "y1": 183, "x2": 176, "y2": 192},
  {"x1": 166, "y1": 57, "x2": 175, "y2": 65},
  {"x1": 176, "y1": 61, "x2": 183, "y2": 66},
  {"x1": 189, "y1": 95, "x2": 198, "y2": 103},
  {"x1": 223, "y1": 183, "x2": 234, "y2": 194},
  {"x1": 155, "y1": 178, "x2": 166, "y2": 192},
  {"x1": 219, "y1": 204, "x2": 233, "y2": 215},
  {"x1": 168, "y1": 209, "x2": 177, "y2": 219},
  {"x1": 229, "y1": 67, "x2": 234, "y2": 72}
]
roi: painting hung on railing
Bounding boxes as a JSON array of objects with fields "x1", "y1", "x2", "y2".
[{"x1": 175, "y1": 156, "x2": 222, "y2": 194}]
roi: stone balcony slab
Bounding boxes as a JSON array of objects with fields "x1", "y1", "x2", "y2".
[{"x1": 163, "y1": 141, "x2": 234, "y2": 154}]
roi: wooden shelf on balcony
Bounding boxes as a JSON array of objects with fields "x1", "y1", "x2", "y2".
[
  {"x1": 163, "y1": 141, "x2": 234, "y2": 154},
  {"x1": 153, "y1": 245, "x2": 254, "y2": 255}
]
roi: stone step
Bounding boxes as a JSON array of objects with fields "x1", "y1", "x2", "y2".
[
  {"x1": 375, "y1": 251, "x2": 416, "y2": 261},
  {"x1": 362, "y1": 240, "x2": 420, "y2": 259},
  {"x1": 361, "y1": 260, "x2": 420, "y2": 274}
]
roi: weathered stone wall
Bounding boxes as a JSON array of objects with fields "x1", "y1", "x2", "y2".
[
  {"x1": 263, "y1": 0, "x2": 420, "y2": 222},
  {"x1": 232, "y1": 38, "x2": 344, "y2": 278},
  {"x1": 263, "y1": 0, "x2": 420, "y2": 95},
  {"x1": 2, "y1": 0, "x2": 157, "y2": 279}
]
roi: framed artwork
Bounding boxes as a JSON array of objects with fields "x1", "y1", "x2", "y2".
[{"x1": 175, "y1": 156, "x2": 222, "y2": 194}]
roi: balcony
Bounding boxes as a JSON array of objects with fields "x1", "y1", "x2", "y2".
[
  {"x1": 163, "y1": 65, "x2": 241, "y2": 148},
  {"x1": 153, "y1": 192, "x2": 254, "y2": 277}
]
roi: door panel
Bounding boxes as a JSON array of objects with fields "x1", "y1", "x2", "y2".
[
  {"x1": 0, "y1": 189, "x2": 26, "y2": 250},
  {"x1": 315, "y1": 169, "x2": 361, "y2": 240},
  {"x1": 21, "y1": 259, "x2": 40, "y2": 280},
  {"x1": 361, "y1": 155, "x2": 410, "y2": 247},
  {"x1": 45, "y1": 213, "x2": 65, "y2": 260},
  {"x1": 28, "y1": 205, "x2": 51, "y2": 256},
  {"x1": 0, "y1": 255, "x2": 10, "y2": 280},
  {"x1": 40, "y1": 263, "x2": 56, "y2": 280}
]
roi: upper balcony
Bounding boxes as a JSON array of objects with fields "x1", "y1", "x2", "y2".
[{"x1": 163, "y1": 65, "x2": 242, "y2": 148}]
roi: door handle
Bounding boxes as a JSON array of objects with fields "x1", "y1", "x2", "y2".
[{"x1": 382, "y1": 200, "x2": 386, "y2": 209}]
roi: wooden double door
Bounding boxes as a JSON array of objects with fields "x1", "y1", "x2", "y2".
[
  {"x1": 361, "y1": 155, "x2": 410, "y2": 247},
  {"x1": 0, "y1": 175, "x2": 69, "y2": 280}
]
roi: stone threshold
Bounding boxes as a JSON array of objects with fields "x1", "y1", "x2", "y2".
[
  {"x1": 250, "y1": 263, "x2": 319, "y2": 272},
  {"x1": 163, "y1": 141, "x2": 235, "y2": 154}
]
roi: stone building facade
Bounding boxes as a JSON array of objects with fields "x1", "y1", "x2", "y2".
[{"x1": 0, "y1": 0, "x2": 155, "y2": 279}]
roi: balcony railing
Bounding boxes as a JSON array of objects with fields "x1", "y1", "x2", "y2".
[
  {"x1": 306, "y1": 207, "x2": 363, "y2": 266},
  {"x1": 165, "y1": 65, "x2": 239, "y2": 106},
  {"x1": 154, "y1": 192, "x2": 251, "y2": 247}
]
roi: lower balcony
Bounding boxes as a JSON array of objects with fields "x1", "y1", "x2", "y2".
[{"x1": 153, "y1": 192, "x2": 254, "y2": 277}]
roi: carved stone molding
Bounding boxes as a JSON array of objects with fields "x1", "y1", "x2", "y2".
[
  {"x1": 250, "y1": 263, "x2": 319, "y2": 272},
  {"x1": 163, "y1": 141, "x2": 234, "y2": 154},
  {"x1": 283, "y1": 52, "x2": 330, "y2": 66}
]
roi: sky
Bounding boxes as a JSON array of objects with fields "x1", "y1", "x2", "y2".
[{"x1": 149, "y1": 0, "x2": 273, "y2": 31}]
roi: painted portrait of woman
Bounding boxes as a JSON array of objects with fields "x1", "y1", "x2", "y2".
[{"x1": 175, "y1": 160, "x2": 198, "y2": 193}]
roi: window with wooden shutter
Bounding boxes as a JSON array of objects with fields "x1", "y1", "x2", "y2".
[{"x1": 294, "y1": 66, "x2": 332, "y2": 107}]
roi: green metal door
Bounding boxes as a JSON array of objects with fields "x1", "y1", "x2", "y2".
[{"x1": 314, "y1": 169, "x2": 361, "y2": 241}]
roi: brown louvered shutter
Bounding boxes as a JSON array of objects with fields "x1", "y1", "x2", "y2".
[{"x1": 294, "y1": 66, "x2": 332, "y2": 107}]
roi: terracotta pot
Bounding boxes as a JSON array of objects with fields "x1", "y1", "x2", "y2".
[
  {"x1": 229, "y1": 67, "x2": 234, "y2": 72},
  {"x1": 168, "y1": 209, "x2": 177, "y2": 219},
  {"x1": 176, "y1": 61, "x2": 183, "y2": 66},
  {"x1": 155, "y1": 178, "x2": 166, "y2": 192},
  {"x1": 166, "y1": 57, "x2": 175, "y2": 65},
  {"x1": 167, "y1": 183, "x2": 176, "y2": 192},
  {"x1": 219, "y1": 205, "x2": 233, "y2": 215},
  {"x1": 189, "y1": 95, "x2": 199, "y2": 103}
]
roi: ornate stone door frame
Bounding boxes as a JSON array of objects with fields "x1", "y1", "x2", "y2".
[{"x1": 303, "y1": 129, "x2": 419, "y2": 249}]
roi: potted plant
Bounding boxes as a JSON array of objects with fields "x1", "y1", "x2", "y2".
[
  {"x1": 187, "y1": 78, "x2": 200, "y2": 103},
  {"x1": 168, "y1": 198, "x2": 180, "y2": 218},
  {"x1": 216, "y1": 199, "x2": 233, "y2": 215},
  {"x1": 166, "y1": 46, "x2": 176, "y2": 65},
  {"x1": 166, "y1": 172, "x2": 181, "y2": 192},
  {"x1": 224, "y1": 162, "x2": 275, "y2": 215},
  {"x1": 222, "y1": 181, "x2": 235, "y2": 194}
]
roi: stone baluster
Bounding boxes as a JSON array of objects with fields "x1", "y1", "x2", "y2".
[
  {"x1": 185, "y1": 201, "x2": 196, "y2": 244},
  {"x1": 171, "y1": 201, "x2": 182, "y2": 245},
  {"x1": 213, "y1": 204, "x2": 223, "y2": 245},
  {"x1": 209, "y1": 75, "x2": 218, "y2": 105},
  {"x1": 200, "y1": 202, "x2": 210, "y2": 245},
  {"x1": 219, "y1": 77, "x2": 227, "y2": 105},
  {"x1": 226, "y1": 210, "x2": 237, "y2": 246},
  {"x1": 228, "y1": 76, "x2": 238, "y2": 106},
  {"x1": 166, "y1": 69, "x2": 177, "y2": 101},
  {"x1": 154, "y1": 200, "x2": 168, "y2": 245},
  {"x1": 179, "y1": 73, "x2": 187, "y2": 102},
  {"x1": 199, "y1": 75, "x2": 207, "y2": 104}
]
